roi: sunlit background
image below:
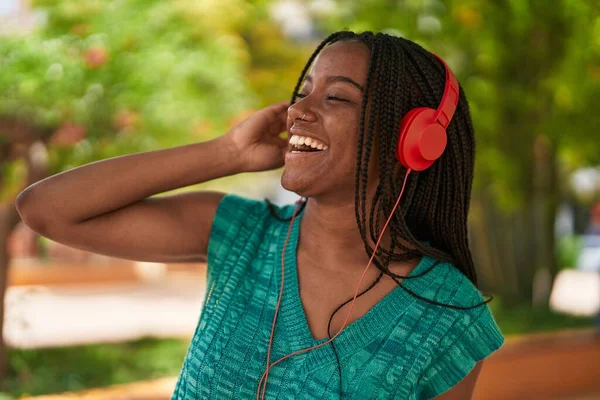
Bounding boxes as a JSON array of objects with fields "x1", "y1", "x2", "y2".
[{"x1": 1, "y1": 0, "x2": 599, "y2": 399}]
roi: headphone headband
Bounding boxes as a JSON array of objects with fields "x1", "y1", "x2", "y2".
[{"x1": 430, "y1": 53, "x2": 459, "y2": 129}]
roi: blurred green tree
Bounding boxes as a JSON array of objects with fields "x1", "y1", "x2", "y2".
[
  {"x1": 317, "y1": 0, "x2": 600, "y2": 305},
  {"x1": 0, "y1": 0, "x2": 306, "y2": 380}
]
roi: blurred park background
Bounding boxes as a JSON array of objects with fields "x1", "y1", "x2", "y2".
[{"x1": 1, "y1": 0, "x2": 600, "y2": 399}]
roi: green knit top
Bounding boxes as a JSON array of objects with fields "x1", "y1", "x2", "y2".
[{"x1": 171, "y1": 194, "x2": 504, "y2": 399}]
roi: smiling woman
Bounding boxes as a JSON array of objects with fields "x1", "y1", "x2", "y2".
[
  {"x1": 173, "y1": 31, "x2": 502, "y2": 400},
  {"x1": 263, "y1": 31, "x2": 502, "y2": 400},
  {"x1": 16, "y1": 30, "x2": 503, "y2": 400}
]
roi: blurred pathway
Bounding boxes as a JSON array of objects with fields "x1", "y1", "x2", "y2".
[
  {"x1": 7, "y1": 274, "x2": 600, "y2": 400},
  {"x1": 4, "y1": 274, "x2": 206, "y2": 349},
  {"x1": 21, "y1": 377, "x2": 600, "y2": 400}
]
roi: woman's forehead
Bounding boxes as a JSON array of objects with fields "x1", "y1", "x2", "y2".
[{"x1": 307, "y1": 40, "x2": 370, "y2": 83}]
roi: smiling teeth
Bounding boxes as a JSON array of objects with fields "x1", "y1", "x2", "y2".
[{"x1": 289, "y1": 134, "x2": 328, "y2": 150}]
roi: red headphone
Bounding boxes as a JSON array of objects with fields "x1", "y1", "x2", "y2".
[
  {"x1": 258, "y1": 53, "x2": 459, "y2": 400},
  {"x1": 396, "y1": 53, "x2": 459, "y2": 171}
]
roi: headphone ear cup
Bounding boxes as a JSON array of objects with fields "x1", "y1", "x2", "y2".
[
  {"x1": 396, "y1": 108, "x2": 448, "y2": 171},
  {"x1": 397, "y1": 107, "x2": 428, "y2": 168}
]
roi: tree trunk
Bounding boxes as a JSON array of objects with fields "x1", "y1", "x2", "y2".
[
  {"x1": 0, "y1": 137, "x2": 50, "y2": 379},
  {"x1": 470, "y1": 136, "x2": 559, "y2": 306},
  {"x1": 0, "y1": 208, "x2": 9, "y2": 379},
  {"x1": 0, "y1": 201, "x2": 22, "y2": 378},
  {"x1": 462, "y1": 0, "x2": 570, "y2": 308}
]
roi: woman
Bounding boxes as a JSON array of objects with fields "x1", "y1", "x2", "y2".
[{"x1": 16, "y1": 31, "x2": 504, "y2": 399}]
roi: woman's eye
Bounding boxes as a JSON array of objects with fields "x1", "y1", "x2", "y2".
[
  {"x1": 327, "y1": 96, "x2": 348, "y2": 102},
  {"x1": 295, "y1": 93, "x2": 348, "y2": 102}
]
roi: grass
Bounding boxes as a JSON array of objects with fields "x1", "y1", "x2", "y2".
[
  {"x1": 1, "y1": 305, "x2": 596, "y2": 398},
  {"x1": 1, "y1": 338, "x2": 189, "y2": 398},
  {"x1": 488, "y1": 299, "x2": 595, "y2": 336}
]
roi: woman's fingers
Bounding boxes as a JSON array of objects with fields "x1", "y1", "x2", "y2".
[{"x1": 265, "y1": 101, "x2": 291, "y2": 136}]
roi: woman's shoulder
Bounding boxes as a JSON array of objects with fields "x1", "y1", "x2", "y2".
[
  {"x1": 428, "y1": 259, "x2": 504, "y2": 351},
  {"x1": 205, "y1": 193, "x2": 294, "y2": 278},
  {"x1": 406, "y1": 257, "x2": 505, "y2": 398},
  {"x1": 207, "y1": 193, "x2": 295, "y2": 255},
  {"x1": 213, "y1": 193, "x2": 269, "y2": 217},
  {"x1": 408, "y1": 256, "x2": 492, "y2": 313},
  {"x1": 213, "y1": 193, "x2": 296, "y2": 222}
]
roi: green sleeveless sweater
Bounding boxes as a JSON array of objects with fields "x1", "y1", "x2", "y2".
[{"x1": 171, "y1": 194, "x2": 504, "y2": 399}]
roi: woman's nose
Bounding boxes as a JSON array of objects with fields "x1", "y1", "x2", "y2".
[{"x1": 288, "y1": 105, "x2": 314, "y2": 122}]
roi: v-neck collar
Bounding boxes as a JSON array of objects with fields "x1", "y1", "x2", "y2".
[{"x1": 274, "y1": 203, "x2": 438, "y2": 370}]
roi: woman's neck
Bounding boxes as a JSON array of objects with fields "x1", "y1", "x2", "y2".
[{"x1": 297, "y1": 197, "x2": 384, "y2": 273}]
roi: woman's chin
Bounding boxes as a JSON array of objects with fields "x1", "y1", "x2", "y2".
[{"x1": 281, "y1": 169, "x2": 318, "y2": 198}]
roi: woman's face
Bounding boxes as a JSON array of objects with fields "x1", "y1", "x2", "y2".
[{"x1": 282, "y1": 40, "x2": 373, "y2": 201}]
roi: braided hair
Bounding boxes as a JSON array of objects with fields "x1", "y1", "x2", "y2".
[{"x1": 265, "y1": 30, "x2": 492, "y2": 397}]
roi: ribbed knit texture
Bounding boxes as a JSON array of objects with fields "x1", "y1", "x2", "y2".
[{"x1": 171, "y1": 194, "x2": 504, "y2": 399}]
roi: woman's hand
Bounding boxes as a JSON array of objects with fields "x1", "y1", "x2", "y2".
[{"x1": 225, "y1": 101, "x2": 290, "y2": 172}]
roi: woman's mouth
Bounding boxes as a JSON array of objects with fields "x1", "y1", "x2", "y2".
[{"x1": 288, "y1": 134, "x2": 329, "y2": 153}]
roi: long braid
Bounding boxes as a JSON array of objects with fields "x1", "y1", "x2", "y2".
[
  {"x1": 406, "y1": 42, "x2": 478, "y2": 284},
  {"x1": 369, "y1": 36, "x2": 393, "y2": 255},
  {"x1": 265, "y1": 31, "x2": 493, "y2": 399},
  {"x1": 360, "y1": 35, "x2": 387, "y2": 269}
]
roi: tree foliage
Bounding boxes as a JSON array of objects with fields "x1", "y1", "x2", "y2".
[
  {"x1": 0, "y1": 0, "x2": 263, "y2": 177},
  {"x1": 0, "y1": 0, "x2": 308, "y2": 379}
]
